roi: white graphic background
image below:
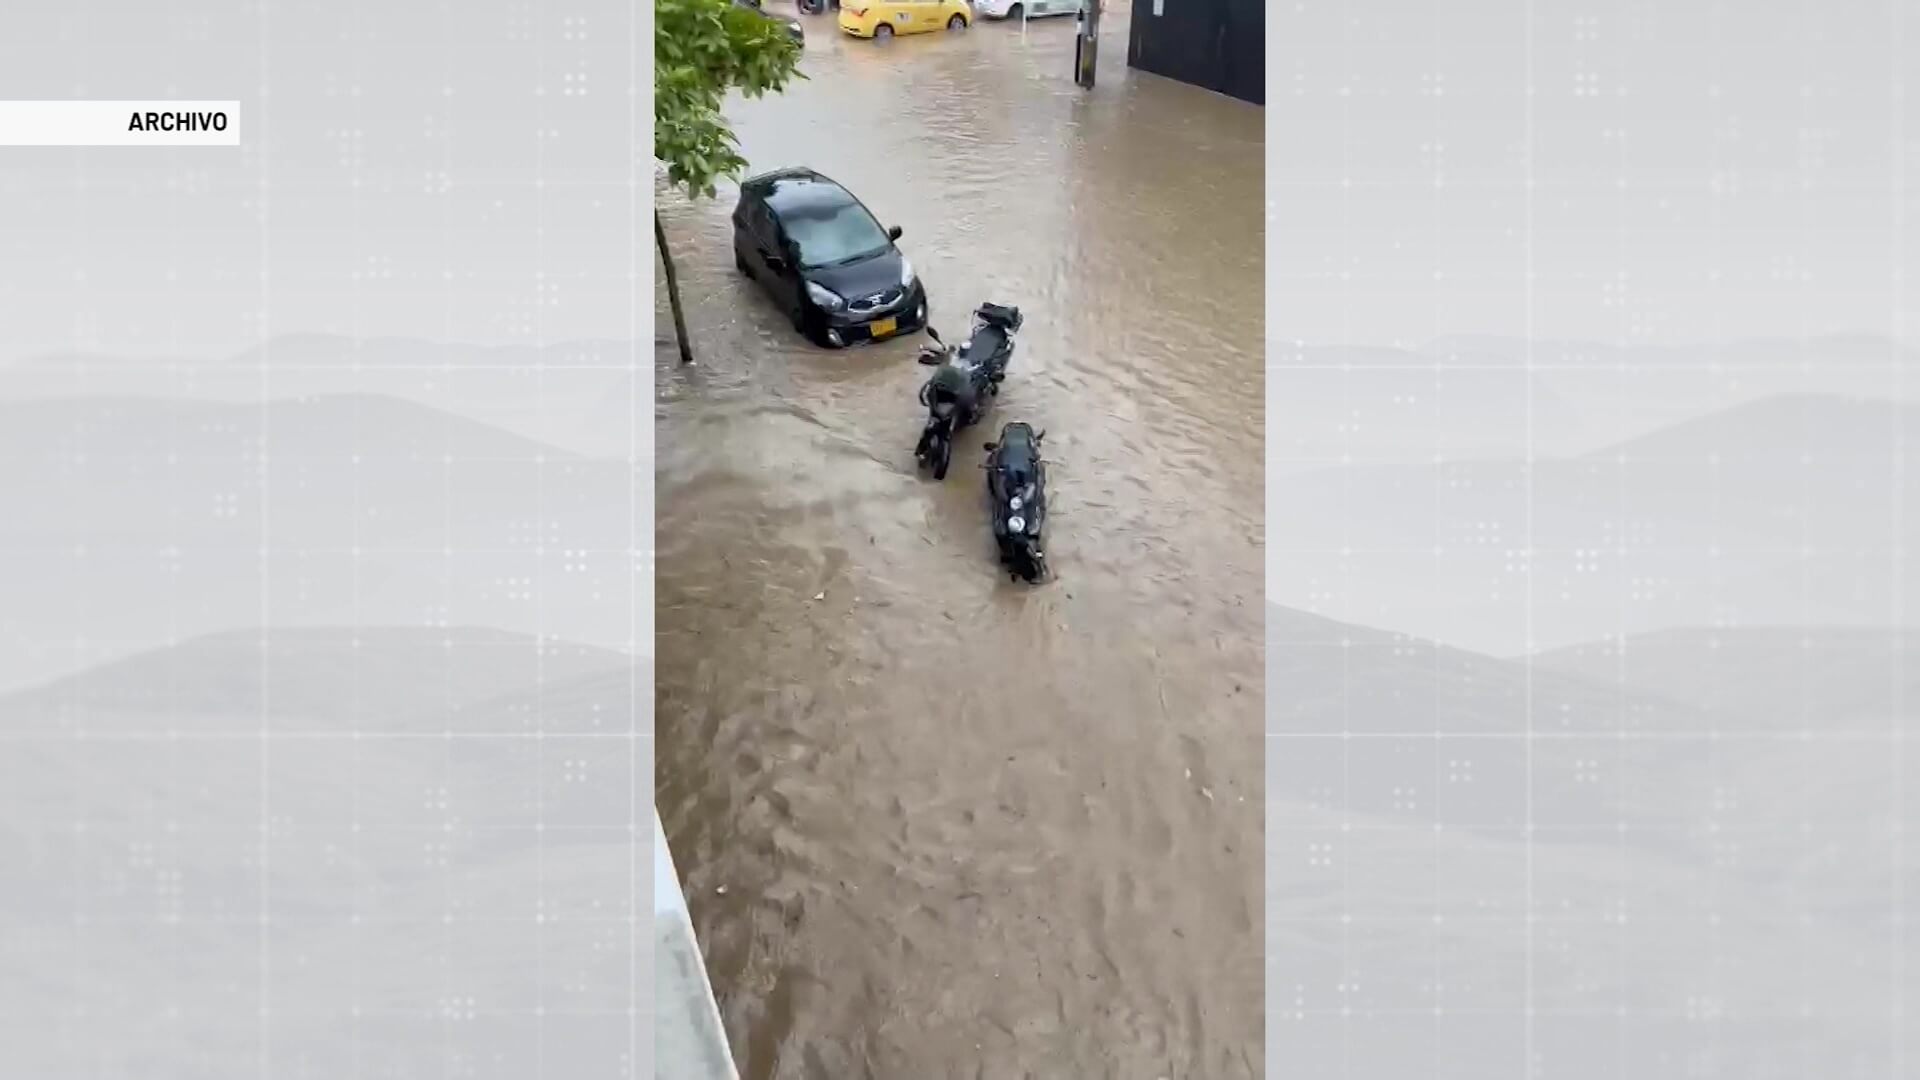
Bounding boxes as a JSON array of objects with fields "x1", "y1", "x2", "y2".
[
  {"x1": 1268, "y1": 1, "x2": 1915, "y2": 1076},
  {"x1": 0, "y1": 2, "x2": 653, "y2": 1077}
]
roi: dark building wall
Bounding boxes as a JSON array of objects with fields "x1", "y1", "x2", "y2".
[{"x1": 1124, "y1": 0, "x2": 1264, "y2": 106}]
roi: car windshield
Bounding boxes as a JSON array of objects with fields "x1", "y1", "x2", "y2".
[{"x1": 780, "y1": 198, "x2": 891, "y2": 269}]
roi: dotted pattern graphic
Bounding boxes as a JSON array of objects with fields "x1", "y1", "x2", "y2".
[
  {"x1": 0, "y1": 2, "x2": 653, "y2": 1078},
  {"x1": 1268, "y1": 2, "x2": 1913, "y2": 1077}
]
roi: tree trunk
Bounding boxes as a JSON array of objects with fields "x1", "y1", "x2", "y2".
[{"x1": 655, "y1": 210, "x2": 694, "y2": 365}]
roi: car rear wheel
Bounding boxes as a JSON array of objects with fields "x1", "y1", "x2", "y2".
[
  {"x1": 873, "y1": 22, "x2": 893, "y2": 39},
  {"x1": 1007, "y1": 3, "x2": 1023, "y2": 18},
  {"x1": 948, "y1": 13, "x2": 966, "y2": 29}
]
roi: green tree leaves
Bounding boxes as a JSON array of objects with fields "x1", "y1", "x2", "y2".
[{"x1": 655, "y1": 0, "x2": 804, "y2": 200}]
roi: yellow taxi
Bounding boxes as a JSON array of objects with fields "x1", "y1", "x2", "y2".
[{"x1": 839, "y1": 0, "x2": 973, "y2": 39}]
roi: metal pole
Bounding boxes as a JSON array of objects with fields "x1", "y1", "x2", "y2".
[{"x1": 1074, "y1": 0, "x2": 1101, "y2": 88}]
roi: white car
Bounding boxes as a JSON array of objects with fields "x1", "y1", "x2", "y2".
[{"x1": 974, "y1": 0, "x2": 1083, "y2": 20}]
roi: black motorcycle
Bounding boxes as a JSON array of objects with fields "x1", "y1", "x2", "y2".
[
  {"x1": 914, "y1": 302, "x2": 1023, "y2": 480},
  {"x1": 983, "y1": 422, "x2": 1048, "y2": 583}
]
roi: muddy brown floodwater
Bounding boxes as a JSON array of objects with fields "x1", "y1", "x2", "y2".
[{"x1": 655, "y1": 4, "x2": 1263, "y2": 1076}]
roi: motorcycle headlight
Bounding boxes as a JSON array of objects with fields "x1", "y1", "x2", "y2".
[
  {"x1": 1008, "y1": 514, "x2": 1026, "y2": 534},
  {"x1": 898, "y1": 258, "x2": 915, "y2": 288},
  {"x1": 805, "y1": 281, "x2": 846, "y2": 311},
  {"x1": 1008, "y1": 495, "x2": 1023, "y2": 511}
]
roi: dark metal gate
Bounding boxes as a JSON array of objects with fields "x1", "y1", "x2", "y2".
[{"x1": 1125, "y1": 0, "x2": 1264, "y2": 106}]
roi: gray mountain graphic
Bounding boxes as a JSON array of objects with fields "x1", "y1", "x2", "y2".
[
  {"x1": 0, "y1": 627, "x2": 647, "y2": 1076},
  {"x1": 0, "y1": 393, "x2": 645, "y2": 691},
  {"x1": 1267, "y1": 603, "x2": 1903, "y2": 1075},
  {"x1": 1270, "y1": 393, "x2": 1920, "y2": 655}
]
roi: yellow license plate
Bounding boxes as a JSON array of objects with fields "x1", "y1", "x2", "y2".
[{"x1": 869, "y1": 317, "x2": 897, "y2": 339}]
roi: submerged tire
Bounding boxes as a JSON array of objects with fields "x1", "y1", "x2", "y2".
[
  {"x1": 1007, "y1": 3, "x2": 1023, "y2": 18},
  {"x1": 874, "y1": 22, "x2": 893, "y2": 39},
  {"x1": 1021, "y1": 550, "x2": 1046, "y2": 584},
  {"x1": 948, "y1": 14, "x2": 966, "y2": 29}
]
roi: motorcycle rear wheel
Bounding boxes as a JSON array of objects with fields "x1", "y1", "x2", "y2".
[
  {"x1": 932, "y1": 434, "x2": 952, "y2": 480},
  {"x1": 1020, "y1": 551, "x2": 1046, "y2": 583}
]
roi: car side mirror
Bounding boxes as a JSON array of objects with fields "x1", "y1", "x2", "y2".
[{"x1": 887, "y1": 225, "x2": 904, "y2": 241}]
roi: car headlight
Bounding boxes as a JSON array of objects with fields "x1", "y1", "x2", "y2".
[
  {"x1": 898, "y1": 258, "x2": 915, "y2": 287},
  {"x1": 1008, "y1": 495, "x2": 1023, "y2": 511},
  {"x1": 805, "y1": 281, "x2": 846, "y2": 311},
  {"x1": 1007, "y1": 514, "x2": 1025, "y2": 533}
]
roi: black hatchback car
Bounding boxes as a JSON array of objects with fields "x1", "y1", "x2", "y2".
[{"x1": 732, "y1": 168, "x2": 927, "y2": 348}]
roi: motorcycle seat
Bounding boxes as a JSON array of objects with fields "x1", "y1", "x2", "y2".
[
  {"x1": 962, "y1": 324, "x2": 1009, "y2": 364},
  {"x1": 975, "y1": 302, "x2": 1023, "y2": 331},
  {"x1": 994, "y1": 430, "x2": 1038, "y2": 480}
]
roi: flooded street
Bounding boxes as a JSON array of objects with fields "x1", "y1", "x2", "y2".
[{"x1": 654, "y1": 4, "x2": 1263, "y2": 1076}]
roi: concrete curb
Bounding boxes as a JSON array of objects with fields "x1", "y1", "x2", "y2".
[{"x1": 655, "y1": 811, "x2": 739, "y2": 1080}]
